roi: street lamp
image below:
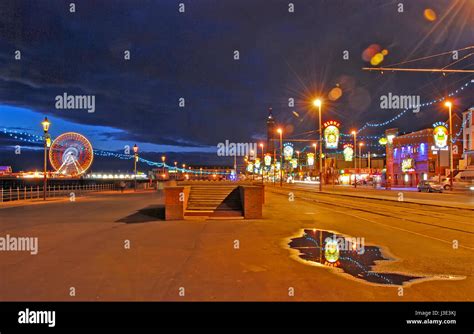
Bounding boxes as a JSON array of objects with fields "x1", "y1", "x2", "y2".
[
  {"x1": 250, "y1": 150, "x2": 255, "y2": 180},
  {"x1": 444, "y1": 101, "x2": 454, "y2": 189},
  {"x1": 313, "y1": 98, "x2": 323, "y2": 191},
  {"x1": 296, "y1": 150, "x2": 300, "y2": 174},
  {"x1": 359, "y1": 142, "x2": 364, "y2": 175},
  {"x1": 133, "y1": 144, "x2": 139, "y2": 191},
  {"x1": 41, "y1": 117, "x2": 51, "y2": 200},
  {"x1": 259, "y1": 143, "x2": 264, "y2": 185},
  {"x1": 161, "y1": 155, "x2": 166, "y2": 176},
  {"x1": 174, "y1": 161, "x2": 178, "y2": 179},
  {"x1": 277, "y1": 128, "x2": 283, "y2": 187},
  {"x1": 351, "y1": 130, "x2": 357, "y2": 188}
]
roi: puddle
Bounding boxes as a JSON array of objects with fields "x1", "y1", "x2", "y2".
[{"x1": 288, "y1": 229, "x2": 423, "y2": 286}]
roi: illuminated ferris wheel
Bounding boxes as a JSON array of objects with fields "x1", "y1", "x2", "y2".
[{"x1": 49, "y1": 132, "x2": 94, "y2": 176}]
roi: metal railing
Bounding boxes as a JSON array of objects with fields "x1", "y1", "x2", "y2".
[{"x1": 0, "y1": 184, "x2": 116, "y2": 203}]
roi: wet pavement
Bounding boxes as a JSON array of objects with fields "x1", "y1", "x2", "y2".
[{"x1": 289, "y1": 229, "x2": 423, "y2": 286}]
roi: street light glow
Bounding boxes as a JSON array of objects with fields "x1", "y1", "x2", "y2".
[
  {"x1": 313, "y1": 99, "x2": 322, "y2": 107},
  {"x1": 41, "y1": 117, "x2": 51, "y2": 132},
  {"x1": 444, "y1": 101, "x2": 452, "y2": 108},
  {"x1": 277, "y1": 128, "x2": 282, "y2": 134}
]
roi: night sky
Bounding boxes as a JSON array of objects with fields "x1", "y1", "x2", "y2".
[{"x1": 0, "y1": 0, "x2": 473, "y2": 171}]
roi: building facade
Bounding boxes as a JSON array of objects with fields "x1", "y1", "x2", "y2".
[
  {"x1": 460, "y1": 107, "x2": 474, "y2": 169},
  {"x1": 386, "y1": 115, "x2": 463, "y2": 187}
]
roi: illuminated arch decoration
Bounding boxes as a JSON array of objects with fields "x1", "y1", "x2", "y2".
[
  {"x1": 264, "y1": 154, "x2": 272, "y2": 166},
  {"x1": 433, "y1": 122, "x2": 448, "y2": 149},
  {"x1": 283, "y1": 143, "x2": 294, "y2": 161},
  {"x1": 254, "y1": 158, "x2": 261, "y2": 169},
  {"x1": 323, "y1": 121, "x2": 340, "y2": 149},
  {"x1": 343, "y1": 144, "x2": 354, "y2": 161},
  {"x1": 246, "y1": 162, "x2": 253, "y2": 173},
  {"x1": 290, "y1": 158, "x2": 298, "y2": 169},
  {"x1": 49, "y1": 132, "x2": 94, "y2": 176},
  {"x1": 324, "y1": 238, "x2": 340, "y2": 264}
]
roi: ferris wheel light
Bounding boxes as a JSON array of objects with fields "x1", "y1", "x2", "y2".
[{"x1": 49, "y1": 132, "x2": 94, "y2": 177}]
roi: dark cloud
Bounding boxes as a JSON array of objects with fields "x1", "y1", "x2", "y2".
[{"x1": 0, "y1": 0, "x2": 472, "y2": 158}]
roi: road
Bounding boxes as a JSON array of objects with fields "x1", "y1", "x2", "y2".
[{"x1": 0, "y1": 187, "x2": 472, "y2": 301}]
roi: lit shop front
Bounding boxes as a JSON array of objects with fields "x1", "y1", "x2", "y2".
[{"x1": 387, "y1": 124, "x2": 462, "y2": 187}]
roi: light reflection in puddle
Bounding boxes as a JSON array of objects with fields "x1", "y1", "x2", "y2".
[{"x1": 288, "y1": 229, "x2": 423, "y2": 286}]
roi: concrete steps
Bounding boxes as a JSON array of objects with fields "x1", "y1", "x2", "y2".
[{"x1": 185, "y1": 185, "x2": 243, "y2": 218}]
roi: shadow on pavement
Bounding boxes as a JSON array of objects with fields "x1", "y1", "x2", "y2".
[{"x1": 116, "y1": 204, "x2": 165, "y2": 224}]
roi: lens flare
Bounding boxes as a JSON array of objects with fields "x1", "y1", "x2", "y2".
[{"x1": 424, "y1": 8, "x2": 437, "y2": 22}]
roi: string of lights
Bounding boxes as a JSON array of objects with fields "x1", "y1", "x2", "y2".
[
  {"x1": 354, "y1": 79, "x2": 472, "y2": 132},
  {"x1": 1, "y1": 127, "x2": 231, "y2": 175}
]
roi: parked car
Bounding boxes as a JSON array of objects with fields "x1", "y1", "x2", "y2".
[
  {"x1": 430, "y1": 176, "x2": 473, "y2": 191},
  {"x1": 417, "y1": 181, "x2": 443, "y2": 193}
]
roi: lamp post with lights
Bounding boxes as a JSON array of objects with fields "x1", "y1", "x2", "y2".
[
  {"x1": 41, "y1": 117, "x2": 51, "y2": 200},
  {"x1": 277, "y1": 128, "x2": 283, "y2": 187},
  {"x1": 161, "y1": 155, "x2": 166, "y2": 177},
  {"x1": 259, "y1": 143, "x2": 264, "y2": 185},
  {"x1": 313, "y1": 99, "x2": 323, "y2": 191},
  {"x1": 445, "y1": 101, "x2": 454, "y2": 189},
  {"x1": 133, "y1": 144, "x2": 139, "y2": 191},
  {"x1": 296, "y1": 150, "x2": 301, "y2": 175},
  {"x1": 351, "y1": 130, "x2": 357, "y2": 188}
]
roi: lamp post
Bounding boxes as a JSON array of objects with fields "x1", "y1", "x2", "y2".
[
  {"x1": 359, "y1": 142, "x2": 364, "y2": 181},
  {"x1": 259, "y1": 143, "x2": 264, "y2": 185},
  {"x1": 161, "y1": 155, "x2": 166, "y2": 178},
  {"x1": 445, "y1": 101, "x2": 454, "y2": 189},
  {"x1": 174, "y1": 161, "x2": 178, "y2": 179},
  {"x1": 296, "y1": 150, "x2": 300, "y2": 175},
  {"x1": 312, "y1": 143, "x2": 317, "y2": 174},
  {"x1": 133, "y1": 144, "x2": 138, "y2": 191},
  {"x1": 277, "y1": 128, "x2": 283, "y2": 187},
  {"x1": 351, "y1": 130, "x2": 357, "y2": 188},
  {"x1": 250, "y1": 150, "x2": 255, "y2": 181},
  {"x1": 41, "y1": 117, "x2": 51, "y2": 200},
  {"x1": 313, "y1": 99, "x2": 323, "y2": 191}
]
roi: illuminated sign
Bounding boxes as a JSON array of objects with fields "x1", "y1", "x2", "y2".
[
  {"x1": 324, "y1": 238, "x2": 340, "y2": 264},
  {"x1": 307, "y1": 153, "x2": 314, "y2": 166},
  {"x1": 254, "y1": 158, "x2": 261, "y2": 169},
  {"x1": 378, "y1": 137, "x2": 388, "y2": 145},
  {"x1": 401, "y1": 158, "x2": 415, "y2": 172},
  {"x1": 275, "y1": 161, "x2": 281, "y2": 171},
  {"x1": 433, "y1": 122, "x2": 448, "y2": 148},
  {"x1": 283, "y1": 143, "x2": 294, "y2": 161},
  {"x1": 290, "y1": 158, "x2": 297, "y2": 169},
  {"x1": 323, "y1": 121, "x2": 340, "y2": 149},
  {"x1": 343, "y1": 144, "x2": 354, "y2": 161},
  {"x1": 264, "y1": 154, "x2": 272, "y2": 166},
  {"x1": 246, "y1": 163, "x2": 253, "y2": 173}
]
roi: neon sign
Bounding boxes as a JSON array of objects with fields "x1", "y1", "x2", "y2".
[
  {"x1": 401, "y1": 158, "x2": 415, "y2": 172},
  {"x1": 307, "y1": 153, "x2": 314, "y2": 166},
  {"x1": 283, "y1": 143, "x2": 294, "y2": 161},
  {"x1": 264, "y1": 154, "x2": 272, "y2": 166},
  {"x1": 433, "y1": 122, "x2": 448, "y2": 149},
  {"x1": 343, "y1": 144, "x2": 354, "y2": 162},
  {"x1": 323, "y1": 121, "x2": 340, "y2": 149}
]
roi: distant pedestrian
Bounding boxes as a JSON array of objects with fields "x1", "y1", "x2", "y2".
[{"x1": 119, "y1": 181, "x2": 126, "y2": 193}]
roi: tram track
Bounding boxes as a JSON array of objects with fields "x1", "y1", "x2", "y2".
[{"x1": 268, "y1": 186, "x2": 474, "y2": 236}]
